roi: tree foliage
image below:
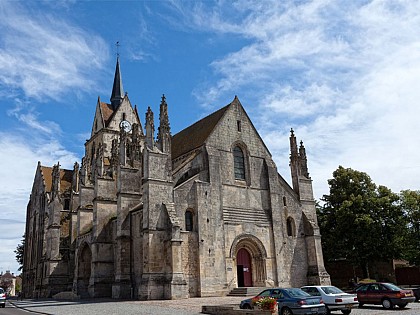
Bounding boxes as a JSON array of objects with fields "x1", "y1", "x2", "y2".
[
  {"x1": 399, "y1": 190, "x2": 420, "y2": 265},
  {"x1": 318, "y1": 166, "x2": 406, "y2": 278},
  {"x1": 14, "y1": 234, "x2": 25, "y2": 271}
]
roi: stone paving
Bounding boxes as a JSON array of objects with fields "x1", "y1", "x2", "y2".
[
  {"x1": 8, "y1": 296, "x2": 245, "y2": 315},
  {"x1": 7, "y1": 297, "x2": 420, "y2": 315}
]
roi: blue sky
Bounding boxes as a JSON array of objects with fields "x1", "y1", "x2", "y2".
[{"x1": 1, "y1": 0, "x2": 420, "y2": 275}]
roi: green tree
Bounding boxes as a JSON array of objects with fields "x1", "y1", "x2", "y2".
[
  {"x1": 318, "y1": 166, "x2": 406, "y2": 278},
  {"x1": 399, "y1": 190, "x2": 420, "y2": 265},
  {"x1": 14, "y1": 234, "x2": 25, "y2": 271}
]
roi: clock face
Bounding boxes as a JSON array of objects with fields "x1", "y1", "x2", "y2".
[{"x1": 120, "y1": 120, "x2": 131, "y2": 132}]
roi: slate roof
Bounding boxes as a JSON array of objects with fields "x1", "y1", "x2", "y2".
[{"x1": 171, "y1": 102, "x2": 231, "y2": 160}]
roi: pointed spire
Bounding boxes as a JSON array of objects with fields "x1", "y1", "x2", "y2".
[
  {"x1": 289, "y1": 128, "x2": 298, "y2": 158},
  {"x1": 110, "y1": 56, "x2": 124, "y2": 110},
  {"x1": 299, "y1": 140, "x2": 309, "y2": 178},
  {"x1": 145, "y1": 106, "x2": 155, "y2": 148},
  {"x1": 51, "y1": 162, "x2": 61, "y2": 200},
  {"x1": 157, "y1": 94, "x2": 171, "y2": 153},
  {"x1": 289, "y1": 128, "x2": 299, "y2": 194}
]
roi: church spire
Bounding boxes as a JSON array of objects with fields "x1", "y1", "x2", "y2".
[
  {"x1": 299, "y1": 140, "x2": 309, "y2": 178},
  {"x1": 110, "y1": 56, "x2": 124, "y2": 110},
  {"x1": 145, "y1": 106, "x2": 155, "y2": 149},
  {"x1": 289, "y1": 128, "x2": 299, "y2": 194},
  {"x1": 157, "y1": 94, "x2": 171, "y2": 154}
]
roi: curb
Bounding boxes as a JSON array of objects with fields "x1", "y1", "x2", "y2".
[{"x1": 9, "y1": 300, "x2": 52, "y2": 315}]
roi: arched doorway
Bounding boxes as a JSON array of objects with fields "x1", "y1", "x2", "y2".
[
  {"x1": 230, "y1": 234, "x2": 268, "y2": 287},
  {"x1": 77, "y1": 244, "x2": 92, "y2": 298},
  {"x1": 237, "y1": 248, "x2": 252, "y2": 287}
]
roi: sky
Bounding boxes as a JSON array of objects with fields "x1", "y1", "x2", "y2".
[{"x1": 1, "y1": 0, "x2": 420, "y2": 275}]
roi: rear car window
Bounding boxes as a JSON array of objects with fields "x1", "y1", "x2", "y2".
[
  {"x1": 285, "y1": 288, "x2": 311, "y2": 297},
  {"x1": 321, "y1": 286, "x2": 343, "y2": 294},
  {"x1": 303, "y1": 287, "x2": 321, "y2": 296}
]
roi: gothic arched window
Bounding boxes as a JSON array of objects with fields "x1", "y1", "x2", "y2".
[
  {"x1": 233, "y1": 146, "x2": 245, "y2": 180},
  {"x1": 185, "y1": 210, "x2": 193, "y2": 231},
  {"x1": 286, "y1": 217, "x2": 295, "y2": 237}
]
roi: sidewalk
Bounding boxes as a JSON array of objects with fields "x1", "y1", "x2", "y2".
[{"x1": 9, "y1": 296, "x2": 245, "y2": 315}]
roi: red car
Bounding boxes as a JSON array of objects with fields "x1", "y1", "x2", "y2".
[{"x1": 355, "y1": 282, "x2": 415, "y2": 309}]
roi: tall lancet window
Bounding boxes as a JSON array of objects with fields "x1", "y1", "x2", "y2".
[
  {"x1": 185, "y1": 210, "x2": 193, "y2": 231},
  {"x1": 233, "y1": 146, "x2": 245, "y2": 180}
]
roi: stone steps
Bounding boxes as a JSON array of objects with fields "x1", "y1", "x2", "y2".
[{"x1": 227, "y1": 287, "x2": 268, "y2": 297}]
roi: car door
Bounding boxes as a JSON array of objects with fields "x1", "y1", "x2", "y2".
[
  {"x1": 356, "y1": 284, "x2": 369, "y2": 303},
  {"x1": 368, "y1": 284, "x2": 382, "y2": 304}
]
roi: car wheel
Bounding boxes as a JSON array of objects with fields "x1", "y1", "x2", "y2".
[
  {"x1": 382, "y1": 298, "x2": 393, "y2": 309},
  {"x1": 358, "y1": 303, "x2": 364, "y2": 308},
  {"x1": 397, "y1": 303, "x2": 408, "y2": 308},
  {"x1": 341, "y1": 310, "x2": 351, "y2": 315},
  {"x1": 242, "y1": 303, "x2": 252, "y2": 309},
  {"x1": 325, "y1": 306, "x2": 331, "y2": 315},
  {"x1": 281, "y1": 307, "x2": 294, "y2": 315}
]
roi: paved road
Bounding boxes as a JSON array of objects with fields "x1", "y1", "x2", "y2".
[
  {"x1": 6, "y1": 297, "x2": 420, "y2": 315},
  {"x1": 0, "y1": 300, "x2": 39, "y2": 315}
]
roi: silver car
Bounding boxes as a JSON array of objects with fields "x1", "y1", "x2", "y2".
[{"x1": 301, "y1": 285, "x2": 358, "y2": 314}]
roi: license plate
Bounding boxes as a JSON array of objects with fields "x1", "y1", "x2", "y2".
[
  {"x1": 311, "y1": 308, "x2": 319, "y2": 311},
  {"x1": 345, "y1": 304, "x2": 354, "y2": 308}
]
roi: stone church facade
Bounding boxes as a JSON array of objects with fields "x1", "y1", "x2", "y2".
[{"x1": 22, "y1": 58, "x2": 330, "y2": 300}]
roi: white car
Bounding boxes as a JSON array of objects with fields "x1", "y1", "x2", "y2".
[
  {"x1": 301, "y1": 285, "x2": 358, "y2": 315},
  {"x1": 0, "y1": 287, "x2": 5, "y2": 308}
]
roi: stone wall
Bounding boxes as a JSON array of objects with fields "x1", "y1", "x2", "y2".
[{"x1": 181, "y1": 231, "x2": 200, "y2": 297}]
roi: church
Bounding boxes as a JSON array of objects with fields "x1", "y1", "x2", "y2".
[{"x1": 22, "y1": 58, "x2": 330, "y2": 300}]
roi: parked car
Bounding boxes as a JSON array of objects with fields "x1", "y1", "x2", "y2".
[
  {"x1": 301, "y1": 285, "x2": 358, "y2": 315},
  {"x1": 0, "y1": 287, "x2": 6, "y2": 308},
  {"x1": 355, "y1": 282, "x2": 415, "y2": 309},
  {"x1": 240, "y1": 287, "x2": 326, "y2": 315}
]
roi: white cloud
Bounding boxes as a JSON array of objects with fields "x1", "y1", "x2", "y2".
[
  {"x1": 0, "y1": 1, "x2": 108, "y2": 101},
  {"x1": 0, "y1": 236, "x2": 23, "y2": 274},
  {"x1": 7, "y1": 102, "x2": 62, "y2": 135}
]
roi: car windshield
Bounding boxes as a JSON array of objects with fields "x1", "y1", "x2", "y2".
[
  {"x1": 284, "y1": 288, "x2": 311, "y2": 297},
  {"x1": 321, "y1": 286, "x2": 344, "y2": 294},
  {"x1": 384, "y1": 283, "x2": 402, "y2": 291},
  {"x1": 258, "y1": 290, "x2": 272, "y2": 297}
]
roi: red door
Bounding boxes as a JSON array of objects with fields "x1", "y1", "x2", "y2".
[{"x1": 237, "y1": 248, "x2": 252, "y2": 287}]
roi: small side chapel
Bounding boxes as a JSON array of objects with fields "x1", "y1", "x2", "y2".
[{"x1": 22, "y1": 57, "x2": 330, "y2": 300}]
